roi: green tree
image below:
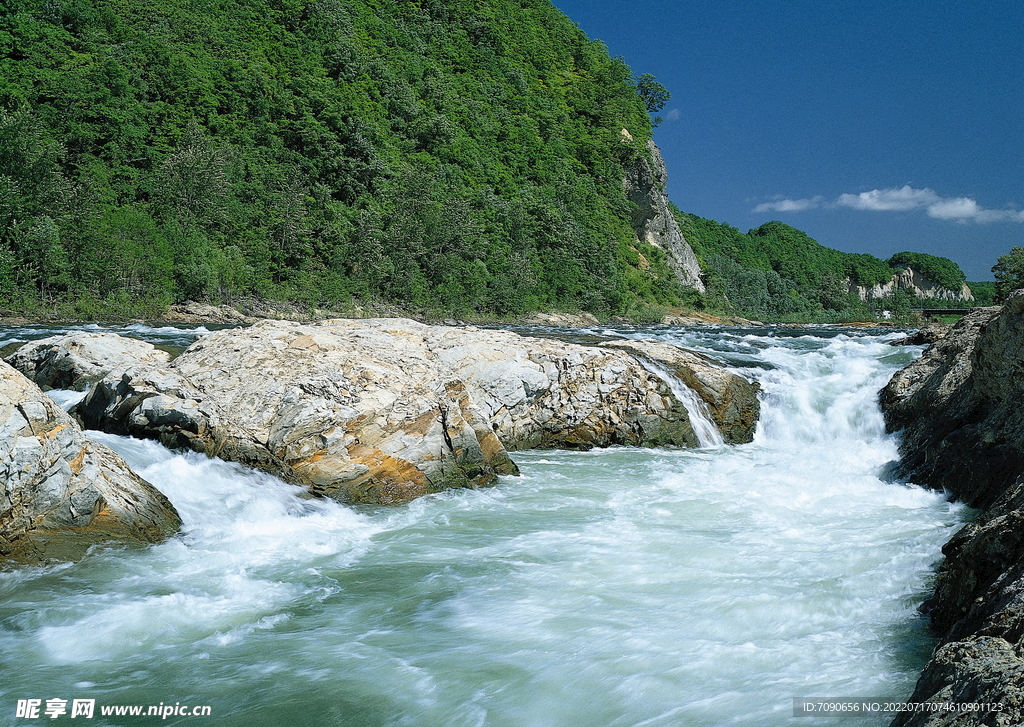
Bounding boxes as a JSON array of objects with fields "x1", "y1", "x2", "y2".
[
  {"x1": 816, "y1": 273, "x2": 850, "y2": 312},
  {"x1": 888, "y1": 251, "x2": 966, "y2": 291},
  {"x1": 82, "y1": 206, "x2": 174, "y2": 302},
  {"x1": 153, "y1": 122, "x2": 234, "y2": 230},
  {"x1": 993, "y1": 247, "x2": 1024, "y2": 302},
  {"x1": 0, "y1": 0, "x2": 694, "y2": 316},
  {"x1": 634, "y1": 73, "x2": 670, "y2": 113},
  {"x1": 967, "y1": 280, "x2": 995, "y2": 306}
]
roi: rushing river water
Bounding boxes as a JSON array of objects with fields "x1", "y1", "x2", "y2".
[{"x1": 0, "y1": 323, "x2": 969, "y2": 727}]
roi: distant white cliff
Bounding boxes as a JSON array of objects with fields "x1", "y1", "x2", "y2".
[{"x1": 849, "y1": 265, "x2": 974, "y2": 303}]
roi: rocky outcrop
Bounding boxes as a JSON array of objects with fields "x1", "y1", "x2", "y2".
[
  {"x1": 889, "y1": 472, "x2": 1024, "y2": 726},
  {"x1": 15, "y1": 319, "x2": 760, "y2": 506},
  {"x1": 851, "y1": 266, "x2": 974, "y2": 303},
  {"x1": 881, "y1": 304, "x2": 1012, "y2": 509},
  {"x1": 418, "y1": 324, "x2": 701, "y2": 453},
  {"x1": 880, "y1": 295, "x2": 1024, "y2": 725},
  {"x1": 76, "y1": 320, "x2": 523, "y2": 505},
  {"x1": 163, "y1": 301, "x2": 259, "y2": 325},
  {"x1": 0, "y1": 360, "x2": 181, "y2": 565},
  {"x1": 604, "y1": 339, "x2": 760, "y2": 443},
  {"x1": 7, "y1": 332, "x2": 171, "y2": 390},
  {"x1": 894, "y1": 636, "x2": 1024, "y2": 727},
  {"x1": 889, "y1": 326, "x2": 951, "y2": 347},
  {"x1": 517, "y1": 311, "x2": 601, "y2": 327},
  {"x1": 623, "y1": 140, "x2": 705, "y2": 292}
]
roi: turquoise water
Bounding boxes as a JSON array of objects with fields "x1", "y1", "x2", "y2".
[{"x1": 0, "y1": 325, "x2": 967, "y2": 726}]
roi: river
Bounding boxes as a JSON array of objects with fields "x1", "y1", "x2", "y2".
[{"x1": 0, "y1": 323, "x2": 969, "y2": 726}]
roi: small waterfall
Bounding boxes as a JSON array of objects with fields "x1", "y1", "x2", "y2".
[{"x1": 639, "y1": 358, "x2": 726, "y2": 448}]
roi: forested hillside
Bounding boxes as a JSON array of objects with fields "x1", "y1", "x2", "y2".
[
  {"x1": 0, "y1": 0, "x2": 687, "y2": 318},
  {"x1": 675, "y1": 208, "x2": 972, "y2": 321}
]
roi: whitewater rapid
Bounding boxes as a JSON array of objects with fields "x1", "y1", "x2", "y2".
[{"x1": 0, "y1": 324, "x2": 968, "y2": 726}]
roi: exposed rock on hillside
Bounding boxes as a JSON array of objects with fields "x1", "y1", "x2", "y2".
[
  {"x1": 880, "y1": 295, "x2": 1024, "y2": 725},
  {"x1": 851, "y1": 265, "x2": 974, "y2": 303},
  {"x1": 13, "y1": 319, "x2": 760, "y2": 506},
  {"x1": 0, "y1": 361, "x2": 181, "y2": 565},
  {"x1": 624, "y1": 140, "x2": 705, "y2": 292}
]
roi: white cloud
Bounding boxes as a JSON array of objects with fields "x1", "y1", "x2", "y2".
[
  {"x1": 927, "y1": 197, "x2": 1024, "y2": 223},
  {"x1": 753, "y1": 185, "x2": 1024, "y2": 224},
  {"x1": 926, "y1": 197, "x2": 981, "y2": 220},
  {"x1": 664, "y1": 108, "x2": 682, "y2": 122},
  {"x1": 835, "y1": 185, "x2": 940, "y2": 212},
  {"x1": 753, "y1": 196, "x2": 823, "y2": 213}
]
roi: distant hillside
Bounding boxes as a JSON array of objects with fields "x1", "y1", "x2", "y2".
[
  {"x1": 0, "y1": 0, "x2": 692, "y2": 317},
  {"x1": 674, "y1": 208, "x2": 972, "y2": 321}
]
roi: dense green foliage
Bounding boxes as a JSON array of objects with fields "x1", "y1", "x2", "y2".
[
  {"x1": 674, "y1": 210, "x2": 871, "y2": 320},
  {"x1": 888, "y1": 251, "x2": 967, "y2": 291},
  {"x1": 675, "y1": 211, "x2": 894, "y2": 289},
  {"x1": 674, "y1": 206, "x2": 972, "y2": 322},
  {"x1": 0, "y1": 0, "x2": 686, "y2": 317},
  {"x1": 993, "y1": 247, "x2": 1024, "y2": 302},
  {"x1": 968, "y1": 280, "x2": 995, "y2": 306}
]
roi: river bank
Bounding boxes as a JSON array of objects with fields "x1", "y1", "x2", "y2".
[
  {"x1": 878, "y1": 297, "x2": 1024, "y2": 726},
  {"x1": 0, "y1": 296, "x2": 893, "y2": 331}
]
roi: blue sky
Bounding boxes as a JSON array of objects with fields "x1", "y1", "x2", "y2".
[{"x1": 551, "y1": 0, "x2": 1024, "y2": 281}]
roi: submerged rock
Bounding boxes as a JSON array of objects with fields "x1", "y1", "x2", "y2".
[
  {"x1": 0, "y1": 360, "x2": 181, "y2": 565},
  {"x1": 37, "y1": 318, "x2": 761, "y2": 505}
]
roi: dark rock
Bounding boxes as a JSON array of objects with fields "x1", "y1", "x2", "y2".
[
  {"x1": 890, "y1": 327, "x2": 952, "y2": 347},
  {"x1": 880, "y1": 298, "x2": 1024, "y2": 725},
  {"x1": 880, "y1": 306, "x2": 1006, "y2": 508},
  {"x1": 892, "y1": 637, "x2": 1024, "y2": 727}
]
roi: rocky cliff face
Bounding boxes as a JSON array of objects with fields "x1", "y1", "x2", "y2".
[
  {"x1": 10, "y1": 320, "x2": 760, "y2": 507},
  {"x1": 624, "y1": 140, "x2": 705, "y2": 292},
  {"x1": 850, "y1": 266, "x2": 974, "y2": 303},
  {"x1": 880, "y1": 296, "x2": 1024, "y2": 725},
  {"x1": 0, "y1": 360, "x2": 181, "y2": 565},
  {"x1": 881, "y1": 303, "x2": 1017, "y2": 509}
]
